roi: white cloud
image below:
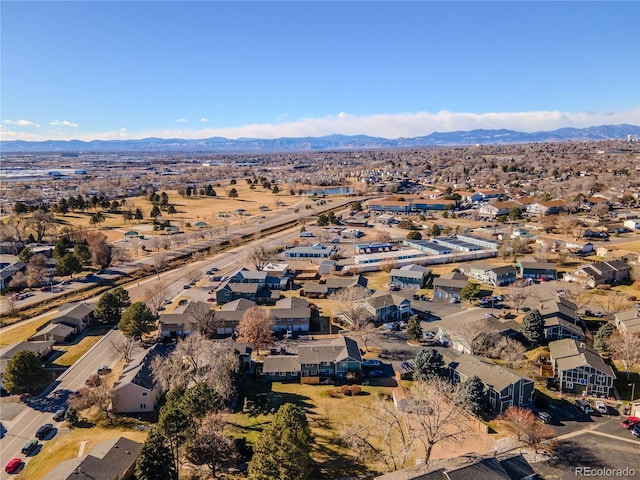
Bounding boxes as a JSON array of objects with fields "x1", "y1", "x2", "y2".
[
  {"x1": 50, "y1": 119, "x2": 79, "y2": 128},
  {"x1": 200, "y1": 118, "x2": 210, "y2": 123},
  {"x1": 176, "y1": 118, "x2": 188, "y2": 123},
  {"x1": 3, "y1": 119, "x2": 40, "y2": 127},
  {"x1": 2, "y1": 109, "x2": 638, "y2": 142}
]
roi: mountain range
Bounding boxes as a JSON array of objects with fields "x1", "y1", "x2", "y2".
[{"x1": 2, "y1": 124, "x2": 639, "y2": 153}]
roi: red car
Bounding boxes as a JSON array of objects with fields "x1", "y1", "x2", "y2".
[
  {"x1": 5, "y1": 458, "x2": 22, "y2": 474},
  {"x1": 621, "y1": 416, "x2": 640, "y2": 429}
]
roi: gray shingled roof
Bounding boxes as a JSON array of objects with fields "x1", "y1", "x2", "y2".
[
  {"x1": 549, "y1": 338, "x2": 616, "y2": 378},
  {"x1": 262, "y1": 355, "x2": 300, "y2": 374},
  {"x1": 448, "y1": 354, "x2": 533, "y2": 393},
  {"x1": 298, "y1": 336, "x2": 362, "y2": 364}
]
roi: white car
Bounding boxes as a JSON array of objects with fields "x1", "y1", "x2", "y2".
[
  {"x1": 362, "y1": 359, "x2": 381, "y2": 368},
  {"x1": 596, "y1": 401, "x2": 608, "y2": 415},
  {"x1": 423, "y1": 331, "x2": 437, "y2": 339}
]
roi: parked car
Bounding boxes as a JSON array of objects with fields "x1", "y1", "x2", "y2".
[
  {"x1": 536, "y1": 411, "x2": 552, "y2": 424},
  {"x1": 362, "y1": 359, "x2": 382, "y2": 368},
  {"x1": 596, "y1": 400, "x2": 608, "y2": 414},
  {"x1": 621, "y1": 416, "x2": 640, "y2": 429},
  {"x1": 631, "y1": 425, "x2": 640, "y2": 439},
  {"x1": 423, "y1": 331, "x2": 437, "y2": 340},
  {"x1": 382, "y1": 322, "x2": 399, "y2": 331},
  {"x1": 21, "y1": 439, "x2": 39, "y2": 456},
  {"x1": 594, "y1": 311, "x2": 604, "y2": 318},
  {"x1": 367, "y1": 370, "x2": 384, "y2": 378},
  {"x1": 97, "y1": 366, "x2": 112, "y2": 375},
  {"x1": 584, "y1": 309, "x2": 593, "y2": 316},
  {"x1": 53, "y1": 409, "x2": 67, "y2": 422},
  {"x1": 35, "y1": 423, "x2": 53, "y2": 440},
  {"x1": 5, "y1": 458, "x2": 21, "y2": 474},
  {"x1": 574, "y1": 399, "x2": 596, "y2": 415},
  {"x1": 449, "y1": 297, "x2": 460, "y2": 304}
]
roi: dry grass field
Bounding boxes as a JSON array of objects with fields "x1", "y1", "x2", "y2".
[
  {"x1": 51, "y1": 182, "x2": 317, "y2": 243},
  {"x1": 226, "y1": 381, "x2": 497, "y2": 478}
]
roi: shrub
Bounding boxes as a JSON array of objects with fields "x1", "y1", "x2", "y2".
[
  {"x1": 326, "y1": 389, "x2": 338, "y2": 398},
  {"x1": 350, "y1": 385, "x2": 362, "y2": 396},
  {"x1": 341, "y1": 385, "x2": 351, "y2": 396}
]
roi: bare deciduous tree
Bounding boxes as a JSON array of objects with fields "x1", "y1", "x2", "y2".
[
  {"x1": 27, "y1": 210, "x2": 56, "y2": 242},
  {"x1": 246, "y1": 245, "x2": 277, "y2": 271},
  {"x1": 339, "y1": 395, "x2": 413, "y2": 472},
  {"x1": 507, "y1": 281, "x2": 532, "y2": 313},
  {"x1": 148, "y1": 236, "x2": 164, "y2": 253},
  {"x1": 153, "y1": 252, "x2": 168, "y2": 280},
  {"x1": 186, "y1": 270, "x2": 204, "y2": 284},
  {"x1": 608, "y1": 330, "x2": 640, "y2": 380},
  {"x1": 144, "y1": 286, "x2": 170, "y2": 316},
  {"x1": 330, "y1": 286, "x2": 375, "y2": 350},
  {"x1": 186, "y1": 412, "x2": 238, "y2": 477},
  {"x1": 110, "y1": 336, "x2": 140, "y2": 364},
  {"x1": 187, "y1": 301, "x2": 220, "y2": 337},
  {"x1": 405, "y1": 378, "x2": 467, "y2": 465},
  {"x1": 151, "y1": 335, "x2": 240, "y2": 402}
]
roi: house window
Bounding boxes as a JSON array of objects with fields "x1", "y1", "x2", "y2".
[
  {"x1": 140, "y1": 403, "x2": 147, "y2": 410},
  {"x1": 279, "y1": 372, "x2": 285, "y2": 376},
  {"x1": 141, "y1": 392, "x2": 148, "y2": 397},
  {"x1": 566, "y1": 382, "x2": 573, "y2": 389}
]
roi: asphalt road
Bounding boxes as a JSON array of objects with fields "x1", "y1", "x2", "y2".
[{"x1": 0, "y1": 329, "x2": 121, "y2": 479}]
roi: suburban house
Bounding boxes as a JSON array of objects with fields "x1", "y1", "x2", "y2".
[
  {"x1": 302, "y1": 275, "x2": 369, "y2": 298},
  {"x1": 215, "y1": 281, "x2": 279, "y2": 305},
  {"x1": 29, "y1": 322, "x2": 75, "y2": 343},
  {"x1": 548, "y1": 339, "x2": 616, "y2": 397},
  {"x1": 518, "y1": 258, "x2": 557, "y2": 281},
  {"x1": 262, "y1": 336, "x2": 362, "y2": 382},
  {"x1": 0, "y1": 340, "x2": 55, "y2": 390},
  {"x1": 433, "y1": 272, "x2": 469, "y2": 300},
  {"x1": 111, "y1": 345, "x2": 166, "y2": 414},
  {"x1": 0, "y1": 261, "x2": 26, "y2": 290},
  {"x1": 375, "y1": 453, "x2": 537, "y2": 480},
  {"x1": 300, "y1": 336, "x2": 363, "y2": 380},
  {"x1": 525, "y1": 199, "x2": 566, "y2": 217},
  {"x1": 50, "y1": 302, "x2": 94, "y2": 333},
  {"x1": 389, "y1": 264, "x2": 431, "y2": 289},
  {"x1": 436, "y1": 310, "x2": 520, "y2": 354},
  {"x1": 213, "y1": 298, "x2": 257, "y2": 336},
  {"x1": 268, "y1": 296, "x2": 312, "y2": 333},
  {"x1": 478, "y1": 200, "x2": 523, "y2": 219},
  {"x1": 44, "y1": 436, "x2": 141, "y2": 480},
  {"x1": 460, "y1": 262, "x2": 516, "y2": 287},
  {"x1": 565, "y1": 260, "x2": 630, "y2": 287},
  {"x1": 157, "y1": 313, "x2": 199, "y2": 338},
  {"x1": 359, "y1": 291, "x2": 412, "y2": 323},
  {"x1": 445, "y1": 353, "x2": 535, "y2": 414},
  {"x1": 229, "y1": 267, "x2": 291, "y2": 290},
  {"x1": 614, "y1": 308, "x2": 640, "y2": 336}
]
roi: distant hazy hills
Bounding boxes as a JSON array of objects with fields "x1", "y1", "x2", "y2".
[{"x1": 2, "y1": 124, "x2": 639, "y2": 153}]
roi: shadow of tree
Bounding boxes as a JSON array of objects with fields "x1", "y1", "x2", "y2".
[{"x1": 548, "y1": 440, "x2": 604, "y2": 469}]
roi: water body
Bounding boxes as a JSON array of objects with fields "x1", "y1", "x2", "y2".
[{"x1": 304, "y1": 187, "x2": 354, "y2": 195}]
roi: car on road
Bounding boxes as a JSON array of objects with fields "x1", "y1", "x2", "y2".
[
  {"x1": 621, "y1": 416, "x2": 640, "y2": 429},
  {"x1": 97, "y1": 366, "x2": 112, "y2": 375},
  {"x1": 207, "y1": 297, "x2": 216, "y2": 302},
  {"x1": 183, "y1": 284, "x2": 191, "y2": 289},
  {"x1": 366, "y1": 370, "x2": 384, "y2": 378},
  {"x1": 53, "y1": 409, "x2": 67, "y2": 422},
  {"x1": 35, "y1": 423, "x2": 53, "y2": 440},
  {"x1": 21, "y1": 439, "x2": 39, "y2": 456},
  {"x1": 596, "y1": 400, "x2": 608, "y2": 415},
  {"x1": 362, "y1": 359, "x2": 381, "y2": 368},
  {"x1": 206, "y1": 268, "x2": 219, "y2": 274},
  {"x1": 5, "y1": 458, "x2": 22, "y2": 474}
]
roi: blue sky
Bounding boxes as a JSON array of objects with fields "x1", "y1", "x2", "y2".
[{"x1": 1, "y1": 1, "x2": 639, "y2": 141}]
